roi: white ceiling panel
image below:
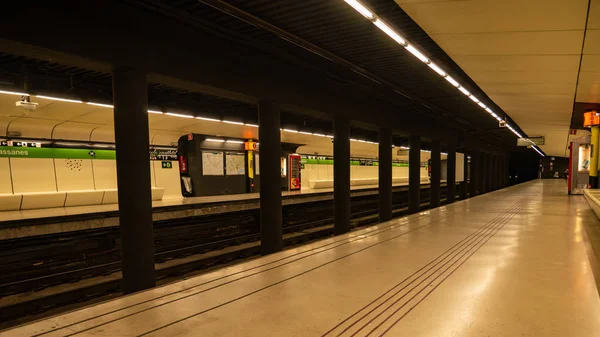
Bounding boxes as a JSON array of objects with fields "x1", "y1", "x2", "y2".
[{"x1": 397, "y1": 0, "x2": 588, "y2": 157}]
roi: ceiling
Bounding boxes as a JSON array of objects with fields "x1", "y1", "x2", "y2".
[
  {"x1": 397, "y1": 0, "x2": 598, "y2": 157},
  {"x1": 0, "y1": 94, "x2": 439, "y2": 161}
]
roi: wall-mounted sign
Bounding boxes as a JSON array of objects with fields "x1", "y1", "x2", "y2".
[
  {"x1": 150, "y1": 148, "x2": 177, "y2": 160},
  {"x1": 517, "y1": 136, "x2": 545, "y2": 146},
  {"x1": 579, "y1": 144, "x2": 591, "y2": 172},
  {"x1": 289, "y1": 154, "x2": 301, "y2": 190},
  {"x1": 244, "y1": 141, "x2": 258, "y2": 151},
  {"x1": 584, "y1": 111, "x2": 600, "y2": 127},
  {"x1": 161, "y1": 161, "x2": 172, "y2": 169}
]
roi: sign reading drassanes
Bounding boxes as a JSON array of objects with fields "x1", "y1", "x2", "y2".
[{"x1": 0, "y1": 146, "x2": 178, "y2": 160}]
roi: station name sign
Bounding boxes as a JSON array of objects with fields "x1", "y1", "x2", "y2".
[{"x1": 584, "y1": 111, "x2": 600, "y2": 127}]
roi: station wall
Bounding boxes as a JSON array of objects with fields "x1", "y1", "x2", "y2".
[{"x1": 0, "y1": 148, "x2": 182, "y2": 211}]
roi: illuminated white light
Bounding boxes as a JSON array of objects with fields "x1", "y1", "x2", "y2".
[
  {"x1": 477, "y1": 102, "x2": 487, "y2": 109},
  {"x1": 206, "y1": 138, "x2": 225, "y2": 142},
  {"x1": 344, "y1": 0, "x2": 374, "y2": 19},
  {"x1": 485, "y1": 107, "x2": 494, "y2": 114},
  {"x1": 422, "y1": 149, "x2": 431, "y2": 153},
  {"x1": 469, "y1": 95, "x2": 480, "y2": 103},
  {"x1": 223, "y1": 120, "x2": 244, "y2": 125},
  {"x1": 0, "y1": 90, "x2": 29, "y2": 96},
  {"x1": 350, "y1": 138, "x2": 359, "y2": 142},
  {"x1": 326, "y1": 135, "x2": 335, "y2": 138},
  {"x1": 148, "y1": 110, "x2": 163, "y2": 114},
  {"x1": 166, "y1": 112, "x2": 194, "y2": 118},
  {"x1": 283, "y1": 129, "x2": 298, "y2": 133},
  {"x1": 373, "y1": 19, "x2": 406, "y2": 46},
  {"x1": 442, "y1": 152, "x2": 448, "y2": 155},
  {"x1": 246, "y1": 123, "x2": 259, "y2": 128},
  {"x1": 226, "y1": 140, "x2": 244, "y2": 144},
  {"x1": 445, "y1": 76, "x2": 459, "y2": 88},
  {"x1": 427, "y1": 62, "x2": 446, "y2": 77},
  {"x1": 358, "y1": 139, "x2": 367, "y2": 143},
  {"x1": 299, "y1": 131, "x2": 313, "y2": 135},
  {"x1": 197, "y1": 116, "x2": 220, "y2": 122},
  {"x1": 87, "y1": 102, "x2": 113, "y2": 108},
  {"x1": 405, "y1": 45, "x2": 429, "y2": 63},
  {"x1": 458, "y1": 86, "x2": 470, "y2": 96},
  {"x1": 313, "y1": 133, "x2": 327, "y2": 137},
  {"x1": 532, "y1": 146, "x2": 544, "y2": 157},
  {"x1": 400, "y1": 146, "x2": 410, "y2": 149},
  {"x1": 496, "y1": 116, "x2": 502, "y2": 121},
  {"x1": 36, "y1": 95, "x2": 83, "y2": 103}
]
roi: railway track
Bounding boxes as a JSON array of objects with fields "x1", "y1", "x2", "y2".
[{"x1": 0, "y1": 186, "x2": 450, "y2": 323}]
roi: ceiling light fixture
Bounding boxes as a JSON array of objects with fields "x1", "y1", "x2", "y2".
[
  {"x1": 165, "y1": 112, "x2": 194, "y2": 118},
  {"x1": 246, "y1": 123, "x2": 259, "y2": 128},
  {"x1": 222, "y1": 120, "x2": 244, "y2": 125},
  {"x1": 36, "y1": 95, "x2": 83, "y2": 103},
  {"x1": 373, "y1": 19, "x2": 406, "y2": 45},
  {"x1": 226, "y1": 140, "x2": 244, "y2": 144},
  {"x1": 445, "y1": 76, "x2": 459, "y2": 88},
  {"x1": 87, "y1": 102, "x2": 114, "y2": 108},
  {"x1": 344, "y1": 0, "x2": 374, "y2": 19},
  {"x1": 283, "y1": 129, "x2": 298, "y2": 133},
  {"x1": 405, "y1": 45, "x2": 429, "y2": 63},
  {"x1": 197, "y1": 116, "x2": 221, "y2": 122},
  {"x1": 148, "y1": 110, "x2": 163, "y2": 114},
  {"x1": 427, "y1": 63, "x2": 446, "y2": 77},
  {"x1": 299, "y1": 131, "x2": 313, "y2": 135},
  {"x1": 206, "y1": 138, "x2": 225, "y2": 142},
  {"x1": 458, "y1": 87, "x2": 470, "y2": 96},
  {"x1": 0, "y1": 90, "x2": 29, "y2": 96}
]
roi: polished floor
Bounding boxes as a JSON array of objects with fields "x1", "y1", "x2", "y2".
[{"x1": 4, "y1": 179, "x2": 600, "y2": 337}]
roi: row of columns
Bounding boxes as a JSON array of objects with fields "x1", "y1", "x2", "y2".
[{"x1": 112, "y1": 68, "x2": 510, "y2": 294}]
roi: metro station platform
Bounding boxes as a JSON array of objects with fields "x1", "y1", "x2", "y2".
[{"x1": 5, "y1": 179, "x2": 596, "y2": 337}]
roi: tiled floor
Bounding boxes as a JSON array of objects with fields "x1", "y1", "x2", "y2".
[{"x1": 4, "y1": 179, "x2": 599, "y2": 337}]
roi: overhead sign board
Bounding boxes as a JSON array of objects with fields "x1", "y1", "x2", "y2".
[
  {"x1": 244, "y1": 141, "x2": 258, "y2": 151},
  {"x1": 584, "y1": 111, "x2": 600, "y2": 127},
  {"x1": 517, "y1": 136, "x2": 545, "y2": 146}
]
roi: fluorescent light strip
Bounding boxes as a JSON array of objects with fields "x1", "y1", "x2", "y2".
[
  {"x1": 350, "y1": 138, "x2": 358, "y2": 142},
  {"x1": 148, "y1": 110, "x2": 163, "y2": 114},
  {"x1": 344, "y1": 0, "x2": 374, "y2": 19},
  {"x1": 87, "y1": 102, "x2": 113, "y2": 108},
  {"x1": 469, "y1": 95, "x2": 480, "y2": 103},
  {"x1": 427, "y1": 62, "x2": 446, "y2": 77},
  {"x1": 206, "y1": 138, "x2": 225, "y2": 142},
  {"x1": 445, "y1": 76, "x2": 459, "y2": 88},
  {"x1": 0, "y1": 90, "x2": 29, "y2": 96},
  {"x1": 226, "y1": 140, "x2": 244, "y2": 144},
  {"x1": 373, "y1": 19, "x2": 406, "y2": 46},
  {"x1": 223, "y1": 120, "x2": 244, "y2": 125},
  {"x1": 344, "y1": 0, "x2": 533, "y2": 156},
  {"x1": 283, "y1": 129, "x2": 298, "y2": 133},
  {"x1": 299, "y1": 131, "x2": 313, "y2": 135},
  {"x1": 532, "y1": 146, "x2": 544, "y2": 157},
  {"x1": 405, "y1": 45, "x2": 429, "y2": 63},
  {"x1": 197, "y1": 116, "x2": 220, "y2": 122},
  {"x1": 246, "y1": 123, "x2": 259, "y2": 128},
  {"x1": 36, "y1": 95, "x2": 83, "y2": 103},
  {"x1": 166, "y1": 112, "x2": 194, "y2": 118},
  {"x1": 313, "y1": 133, "x2": 326, "y2": 137}
]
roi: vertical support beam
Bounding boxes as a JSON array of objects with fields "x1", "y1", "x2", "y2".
[
  {"x1": 430, "y1": 140, "x2": 441, "y2": 207},
  {"x1": 378, "y1": 128, "x2": 392, "y2": 222},
  {"x1": 470, "y1": 152, "x2": 479, "y2": 197},
  {"x1": 446, "y1": 143, "x2": 456, "y2": 203},
  {"x1": 480, "y1": 153, "x2": 488, "y2": 194},
  {"x1": 334, "y1": 117, "x2": 351, "y2": 235},
  {"x1": 409, "y1": 135, "x2": 421, "y2": 213},
  {"x1": 112, "y1": 67, "x2": 155, "y2": 294},
  {"x1": 490, "y1": 155, "x2": 497, "y2": 191},
  {"x1": 459, "y1": 151, "x2": 468, "y2": 199},
  {"x1": 258, "y1": 101, "x2": 283, "y2": 254},
  {"x1": 488, "y1": 155, "x2": 494, "y2": 192},
  {"x1": 591, "y1": 126, "x2": 599, "y2": 188}
]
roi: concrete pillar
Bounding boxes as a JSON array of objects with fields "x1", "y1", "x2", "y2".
[
  {"x1": 334, "y1": 117, "x2": 351, "y2": 235},
  {"x1": 480, "y1": 153, "x2": 488, "y2": 194},
  {"x1": 470, "y1": 152, "x2": 480, "y2": 197},
  {"x1": 409, "y1": 135, "x2": 421, "y2": 213},
  {"x1": 591, "y1": 126, "x2": 599, "y2": 188},
  {"x1": 112, "y1": 67, "x2": 155, "y2": 294},
  {"x1": 490, "y1": 155, "x2": 497, "y2": 191},
  {"x1": 446, "y1": 144, "x2": 456, "y2": 203},
  {"x1": 430, "y1": 140, "x2": 441, "y2": 207},
  {"x1": 378, "y1": 128, "x2": 392, "y2": 222},
  {"x1": 258, "y1": 101, "x2": 283, "y2": 254},
  {"x1": 459, "y1": 151, "x2": 468, "y2": 199}
]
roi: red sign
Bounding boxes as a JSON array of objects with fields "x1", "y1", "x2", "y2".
[
  {"x1": 187, "y1": 133, "x2": 193, "y2": 141},
  {"x1": 570, "y1": 129, "x2": 577, "y2": 135},
  {"x1": 179, "y1": 156, "x2": 188, "y2": 173}
]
